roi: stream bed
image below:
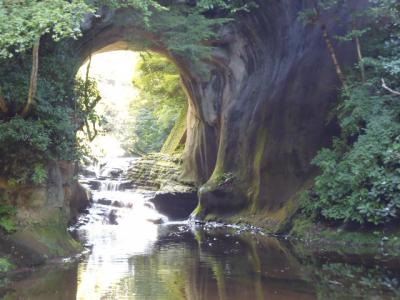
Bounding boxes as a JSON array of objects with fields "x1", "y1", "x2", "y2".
[{"x1": 1, "y1": 158, "x2": 400, "y2": 300}]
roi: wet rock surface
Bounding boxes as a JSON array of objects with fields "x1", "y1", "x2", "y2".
[
  {"x1": 150, "y1": 190, "x2": 198, "y2": 220},
  {"x1": 126, "y1": 153, "x2": 184, "y2": 190},
  {"x1": 78, "y1": 155, "x2": 195, "y2": 226},
  {"x1": 124, "y1": 153, "x2": 198, "y2": 220},
  {"x1": 0, "y1": 161, "x2": 87, "y2": 267},
  {"x1": 79, "y1": 154, "x2": 198, "y2": 222}
]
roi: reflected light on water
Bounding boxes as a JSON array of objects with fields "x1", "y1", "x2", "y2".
[{"x1": 76, "y1": 192, "x2": 161, "y2": 300}]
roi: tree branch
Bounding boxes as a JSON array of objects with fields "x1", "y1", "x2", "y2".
[
  {"x1": 355, "y1": 36, "x2": 365, "y2": 82},
  {"x1": 87, "y1": 95, "x2": 102, "y2": 112},
  {"x1": 312, "y1": 1, "x2": 346, "y2": 87},
  {"x1": 321, "y1": 25, "x2": 347, "y2": 86},
  {"x1": 381, "y1": 78, "x2": 400, "y2": 96},
  {"x1": 20, "y1": 40, "x2": 40, "y2": 117}
]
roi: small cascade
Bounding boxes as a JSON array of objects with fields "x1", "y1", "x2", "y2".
[
  {"x1": 78, "y1": 156, "x2": 168, "y2": 227},
  {"x1": 100, "y1": 180, "x2": 121, "y2": 192}
]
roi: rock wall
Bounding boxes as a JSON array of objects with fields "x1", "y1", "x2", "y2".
[
  {"x1": 0, "y1": 161, "x2": 89, "y2": 263},
  {"x1": 182, "y1": 0, "x2": 358, "y2": 229}
]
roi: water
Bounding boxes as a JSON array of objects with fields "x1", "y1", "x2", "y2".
[{"x1": 1, "y1": 158, "x2": 400, "y2": 300}]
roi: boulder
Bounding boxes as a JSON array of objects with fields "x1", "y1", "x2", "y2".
[
  {"x1": 87, "y1": 180, "x2": 101, "y2": 190},
  {"x1": 78, "y1": 167, "x2": 97, "y2": 178},
  {"x1": 68, "y1": 182, "x2": 91, "y2": 225},
  {"x1": 150, "y1": 190, "x2": 198, "y2": 220}
]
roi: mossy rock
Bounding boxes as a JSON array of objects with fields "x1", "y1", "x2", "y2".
[
  {"x1": 161, "y1": 105, "x2": 187, "y2": 155},
  {"x1": 25, "y1": 223, "x2": 81, "y2": 257}
]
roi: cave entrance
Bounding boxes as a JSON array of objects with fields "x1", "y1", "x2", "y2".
[
  {"x1": 73, "y1": 51, "x2": 192, "y2": 293},
  {"x1": 76, "y1": 49, "x2": 188, "y2": 163}
]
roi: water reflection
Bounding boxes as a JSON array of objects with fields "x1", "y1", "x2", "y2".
[
  {"x1": 2, "y1": 220, "x2": 400, "y2": 299},
  {"x1": 76, "y1": 221, "x2": 316, "y2": 300},
  {"x1": 2, "y1": 155, "x2": 400, "y2": 300}
]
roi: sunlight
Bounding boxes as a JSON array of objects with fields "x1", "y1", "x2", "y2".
[{"x1": 77, "y1": 51, "x2": 140, "y2": 159}]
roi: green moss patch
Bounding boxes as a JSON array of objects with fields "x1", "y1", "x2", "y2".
[
  {"x1": 11, "y1": 216, "x2": 82, "y2": 259},
  {"x1": 161, "y1": 105, "x2": 188, "y2": 155},
  {"x1": 0, "y1": 258, "x2": 14, "y2": 273},
  {"x1": 289, "y1": 214, "x2": 400, "y2": 256}
]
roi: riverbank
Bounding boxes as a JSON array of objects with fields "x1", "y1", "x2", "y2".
[
  {"x1": 126, "y1": 153, "x2": 400, "y2": 256},
  {"x1": 200, "y1": 211, "x2": 400, "y2": 257}
]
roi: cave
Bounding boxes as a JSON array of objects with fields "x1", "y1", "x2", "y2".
[
  {"x1": 3, "y1": 1, "x2": 400, "y2": 298},
  {"x1": 73, "y1": 0, "x2": 357, "y2": 230}
]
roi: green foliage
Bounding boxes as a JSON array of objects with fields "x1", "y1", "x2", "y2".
[
  {"x1": 302, "y1": 1, "x2": 400, "y2": 225},
  {"x1": 74, "y1": 76, "x2": 103, "y2": 142},
  {"x1": 0, "y1": 0, "x2": 237, "y2": 182},
  {"x1": 32, "y1": 163, "x2": 47, "y2": 185},
  {"x1": 0, "y1": 42, "x2": 82, "y2": 184},
  {"x1": 148, "y1": 5, "x2": 230, "y2": 61},
  {"x1": 0, "y1": 205, "x2": 16, "y2": 233},
  {"x1": 0, "y1": 0, "x2": 93, "y2": 58},
  {"x1": 0, "y1": 258, "x2": 14, "y2": 273},
  {"x1": 0, "y1": 117, "x2": 50, "y2": 184},
  {"x1": 313, "y1": 262, "x2": 400, "y2": 299},
  {"x1": 103, "y1": 1, "x2": 254, "y2": 65},
  {"x1": 127, "y1": 53, "x2": 186, "y2": 154},
  {"x1": 0, "y1": 0, "x2": 252, "y2": 59},
  {"x1": 0, "y1": 41, "x2": 105, "y2": 184}
]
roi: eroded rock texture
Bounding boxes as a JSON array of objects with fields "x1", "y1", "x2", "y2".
[
  {"x1": 0, "y1": 161, "x2": 89, "y2": 261},
  {"x1": 78, "y1": 0, "x2": 360, "y2": 229},
  {"x1": 185, "y1": 1, "x2": 358, "y2": 228}
]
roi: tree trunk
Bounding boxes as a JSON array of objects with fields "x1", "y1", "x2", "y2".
[
  {"x1": 20, "y1": 40, "x2": 40, "y2": 117},
  {"x1": 0, "y1": 90, "x2": 8, "y2": 114},
  {"x1": 353, "y1": 21, "x2": 365, "y2": 82},
  {"x1": 313, "y1": 1, "x2": 346, "y2": 87},
  {"x1": 355, "y1": 35, "x2": 365, "y2": 82},
  {"x1": 320, "y1": 25, "x2": 346, "y2": 86}
]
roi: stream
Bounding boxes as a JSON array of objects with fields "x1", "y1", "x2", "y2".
[{"x1": 1, "y1": 157, "x2": 400, "y2": 299}]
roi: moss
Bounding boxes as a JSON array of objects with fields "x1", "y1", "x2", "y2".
[
  {"x1": 0, "y1": 258, "x2": 14, "y2": 273},
  {"x1": 210, "y1": 260, "x2": 227, "y2": 300},
  {"x1": 12, "y1": 215, "x2": 82, "y2": 258},
  {"x1": 161, "y1": 105, "x2": 188, "y2": 155},
  {"x1": 247, "y1": 127, "x2": 267, "y2": 213},
  {"x1": 204, "y1": 213, "x2": 222, "y2": 222},
  {"x1": 289, "y1": 216, "x2": 314, "y2": 238},
  {"x1": 33, "y1": 223, "x2": 81, "y2": 257},
  {"x1": 213, "y1": 192, "x2": 301, "y2": 234},
  {"x1": 191, "y1": 203, "x2": 202, "y2": 218},
  {"x1": 289, "y1": 214, "x2": 400, "y2": 256}
]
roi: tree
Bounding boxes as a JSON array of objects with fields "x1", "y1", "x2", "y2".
[
  {"x1": 0, "y1": 0, "x2": 93, "y2": 117},
  {"x1": 299, "y1": 0, "x2": 347, "y2": 85},
  {"x1": 0, "y1": 0, "x2": 252, "y2": 117},
  {"x1": 302, "y1": 0, "x2": 400, "y2": 225},
  {"x1": 128, "y1": 53, "x2": 187, "y2": 154},
  {"x1": 0, "y1": 0, "x2": 254, "y2": 183}
]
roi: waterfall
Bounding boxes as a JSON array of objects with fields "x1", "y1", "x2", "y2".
[
  {"x1": 78, "y1": 156, "x2": 168, "y2": 226},
  {"x1": 100, "y1": 180, "x2": 121, "y2": 192}
]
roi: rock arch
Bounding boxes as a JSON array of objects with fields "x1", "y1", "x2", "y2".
[{"x1": 77, "y1": 0, "x2": 358, "y2": 229}]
